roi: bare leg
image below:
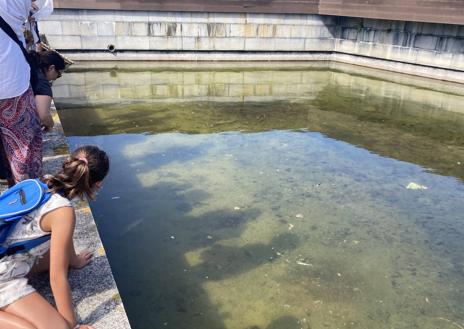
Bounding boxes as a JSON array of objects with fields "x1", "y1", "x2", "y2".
[
  {"x1": 0, "y1": 310, "x2": 36, "y2": 329},
  {"x1": 2, "y1": 292, "x2": 68, "y2": 329}
]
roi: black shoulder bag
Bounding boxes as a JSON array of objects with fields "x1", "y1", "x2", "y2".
[{"x1": 0, "y1": 15, "x2": 38, "y2": 95}]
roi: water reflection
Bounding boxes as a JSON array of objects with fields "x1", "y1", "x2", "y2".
[
  {"x1": 54, "y1": 63, "x2": 464, "y2": 329},
  {"x1": 55, "y1": 63, "x2": 464, "y2": 181}
]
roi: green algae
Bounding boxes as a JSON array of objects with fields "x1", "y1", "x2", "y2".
[{"x1": 55, "y1": 64, "x2": 464, "y2": 329}]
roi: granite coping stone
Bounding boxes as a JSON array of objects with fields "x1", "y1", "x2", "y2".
[{"x1": 1, "y1": 104, "x2": 132, "y2": 329}]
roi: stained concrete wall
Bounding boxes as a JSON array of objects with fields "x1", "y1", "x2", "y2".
[{"x1": 39, "y1": 9, "x2": 464, "y2": 74}]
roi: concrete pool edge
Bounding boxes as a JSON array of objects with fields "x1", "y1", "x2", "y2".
[
  {"x1": 32, "y1": 103, "x2": 131, "y2": 329},
  {"x1": 57, "y1": 51, "x2": 464, "y2": 84}
]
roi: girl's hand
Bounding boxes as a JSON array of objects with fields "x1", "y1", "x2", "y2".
[{"x1": 71, "y1": 251, "x2": 93, "y2": 269}]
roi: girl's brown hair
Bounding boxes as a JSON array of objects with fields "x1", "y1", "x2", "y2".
[{"x1": 44, "y1": 145, "x2": 109, "y2": 200}]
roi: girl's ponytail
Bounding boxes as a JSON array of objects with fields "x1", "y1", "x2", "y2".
[{"x1": 44, "y1": 146, "x2": 109, "y2": 200}]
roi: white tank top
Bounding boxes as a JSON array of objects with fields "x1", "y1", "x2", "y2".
[{"x1": 0, "y1": 193, "x2": 72, "y2": 281}]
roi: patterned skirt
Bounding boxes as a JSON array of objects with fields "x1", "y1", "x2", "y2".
[{"x1": 0, "y1": 87, "x2": 42, "y2": 182}]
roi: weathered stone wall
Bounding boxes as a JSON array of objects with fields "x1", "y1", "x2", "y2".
[
  {"x1": 39, "y1": 10, "x2": 336, "y2": 52},
  {"x1": 40, "y1": 9, "x2": 464, "y2": 83}
]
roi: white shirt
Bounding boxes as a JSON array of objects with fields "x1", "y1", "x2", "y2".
[{"x1": 0, "y1": 0, "x2": 31, "y2": 99}]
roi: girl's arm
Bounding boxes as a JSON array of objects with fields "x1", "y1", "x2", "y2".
[{"x1": 42, "y1": 206, "x2": 78, "y2": 328}]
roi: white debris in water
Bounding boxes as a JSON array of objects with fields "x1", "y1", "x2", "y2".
[
  {"x1": 288, "y1": 223, "x2": 294, "y2": 230},
  {"x1": 296, "y1": 260, "x2": 313, "y2": 266},
  {"x1": 111, "y1": 196, "x2": 120, "y2": 200},
  {"x1": 170, "y1": 236, "x2": 175, "y2": 239},
  {"x1": 206, "y1": 235, "x2": 213, "y2": 240},
  {"x1": 233, "y1": 206, "x2": 240, "y2": 210},
  {"x1": 425, "y1": 297, "x2": 430, "y2": 303},
  {"x1": 295, "y1": 214, "x2": 304, "y2": 219},
  {"x1": 406, "y1": 182, "x2": 428, "y2": 190},
  {"x1": 337, "y1": 273, "x2": 342, "y2": 277},
  {"x1": 353, "y1": 240, "x2": 360, "y2": 245}
]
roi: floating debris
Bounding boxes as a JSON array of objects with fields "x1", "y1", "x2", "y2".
[
  {"x1": 296, "y1": 260, "x2": 313, "y2": 267},
  {"x1": 206, "y1": 235, "x2": 213, "y2": 240},
  {"x1": 425, "y1": 297, "x2": 429, "y2": 303},
  {"x1": 288, "y1": 223, "x2": 294, "y2": 231},
  {"x1": 233, "y1": 206, "x2": 241, "y2": 210},
  {"x1": 111, "y1": 196, "x2": 120, "y2": 200},
  {"x1": 406, "y1": 182, "x2": 428, "y2": 190},
  {"x1": 295, "y1": 214, "x2": 304, "y2": 219},
  {"x1": 170, "y1": 236, "x2": 175, "y2": 239},
  {"x1": 337, "y1": 273, "x2": 342, "y2": 277},
  {"x1": 353, "y1": 240, "x2": 360, "y2": 245}
]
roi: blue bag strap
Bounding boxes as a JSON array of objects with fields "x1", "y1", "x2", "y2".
[{"x1": 0, "y1": 235, "x2": 50, "y2": 260}]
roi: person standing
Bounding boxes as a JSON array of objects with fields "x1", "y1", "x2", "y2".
[{"x1": 0, "y1": 0, "x2": 43, "y2": 185}]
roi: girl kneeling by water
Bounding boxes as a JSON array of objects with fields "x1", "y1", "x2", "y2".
[{"x1": 0, "y1": 145, "x2": 110, "y2": 329}]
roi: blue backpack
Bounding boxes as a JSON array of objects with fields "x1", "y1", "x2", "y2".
[{"x1": 0, "y1": 179, "x2": 52, "y2": 260}]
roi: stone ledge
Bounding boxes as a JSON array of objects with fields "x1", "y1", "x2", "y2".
[{"x1": 0, "y1": 104, "x2": 132, "y2": 329}]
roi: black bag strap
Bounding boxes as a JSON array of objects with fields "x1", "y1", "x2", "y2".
[{"x1": 0, "y1": 15, "x2": 30, "y2": 61}]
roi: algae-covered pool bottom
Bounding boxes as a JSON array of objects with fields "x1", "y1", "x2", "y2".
[{"x1": 56, "y1": 63, "x2": 464, "y2": 329}]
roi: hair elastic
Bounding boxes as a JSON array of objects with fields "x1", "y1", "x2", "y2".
[{"x1": 78, "y1": 157, "x2": 88, "y2": 165}]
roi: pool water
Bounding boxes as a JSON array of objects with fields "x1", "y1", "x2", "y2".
[{"x1": 54, "y1": 63, "x2": 464, "y2": 329}]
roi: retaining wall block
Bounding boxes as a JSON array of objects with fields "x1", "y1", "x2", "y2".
[
  {"x1": 47, "y1": 35, "x2": 82, "y2": 49},
  {"x1": 60, "y1": 21, "x2": 79, "y2": 35},
  {"x1": 257, "y1": 24, "x2": 276, "y2": 38},
  {"x1": 206, "y1": 23, "x2": 227, "y2": 37},
  {"x1": 212, "y1": 37, "x2": 245, "y2": 51},
  {"x1": 150, "y1": 22, "x2": 167, "y2": 36},
  {"x1": 274, "y1": 25, "x2": 292, "y2": 38},
  {"x1": 115, "y1": 22, "x2": 131, "y2": 36},
  {"x1": 444, "y1": 38, "x2": 464, "y2": 53},
  {"x1": 373, "y1": 30, "x2": 395, "y2": 45},
  {"x1": 180, "y1": 23, "x2": 204, "y2": 37},
  {"x1": 165, "y1": 22, "x2": 182, "y2": 37},
  {"x1": 131, "y1": 22, "x2": 150, "y2": 36},
  {"x1": 450, "y1": 53, "x2": 464, "y2": 70},
  {"x1": 194, "y1": 37, "x2": 213, "y2": 51},
  {"x1": 414, "y1": 35, "x2": 439, "y2": 50},
  {"x1": 181, "y1": 37, "x2": 196, "y2": 50},
  {"x1": 341, "y1": 28, "x2": 358, "y2": 41},
  {"x1": 274, "y1": 38, "x2": 305, "y2": 51},
  {"x1": 228, "y1": 24, "x2": 245, "y2": 37},
  {"x1": 147, "y1": 36, "x2": 169, "y2": 50},
  {"x1": 458, "y1": 26, "x2": 464, "y2": 37},
  {"x1": 81, "y1": 36, "x2": 116, "y2": 49},
  {"x1": 39, "y1": 21, "x2": 62, "y2": 35},
  {"x1": 79, "y1": 21, "x2": 98, "y2": 36},
  {"x1": 244, "y1": 24, "x2": 258, "y2": 37},
  {"x1": 244, "y1": 37, "x2": 275, "y2": 51},
  {"x1": 305, "y1": 38, "x2": 334, "y2": 51},
  {"x1": 97, "y1": 22, "x2": 115, "y2": 36},
  {"x1": 116, "y1": 36, "x2": 150, "y2": 50}
]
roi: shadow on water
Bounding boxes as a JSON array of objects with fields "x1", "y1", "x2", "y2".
[{"x1": 77, "y1": 136, "x2": 302, "y2": 329}]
